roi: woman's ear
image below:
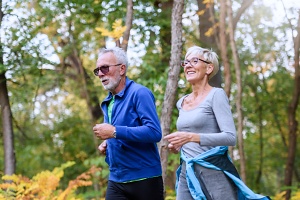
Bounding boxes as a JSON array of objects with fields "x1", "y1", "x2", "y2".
[{"x1": 206, "y1": 64, "x2": 214, "y2": 75}]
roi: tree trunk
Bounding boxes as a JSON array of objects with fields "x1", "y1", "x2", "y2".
[
  {"x1": 60, "y1": 41, "x2": 103, "y2": 198},
  {"x1": 197, "y1": 0, "x2": 217, "y2": 48},
  {"x1": 0, "y1": 73, "x2": 16, "y2": 176},
  {"x1": 227, "y1": 0, "x2": 246, "y2": 182},
  {"x1": 155, "y1": 0, "x2": 173, "y2": 65},
  {"x1": 284, "y1": 10, "x2": 300, "y2": 200},
  {"x1": 158, "y1": 0, "x2": 184, "y2": 197},
  {"x1": 218, "y1": 0, "x2": 254, "y2": 97},
  {"x1": 197, "y1": 0, "x2": 222, "y2": 88},
  {"x1": 65, "y1": 47, "x2": 102, "y2": 144},
  {"x1": 121, "y1": 0, "x2": 133, "y2": 52},
  {"x1": 219, "y1": 0, "x2": 231, "y2": 97},
  {"x1": 255, "y1": 103, "x2": 263, "y2": 191},
  {"x1": 0, "y1": 0, "x2": 16, "y2": 176}
]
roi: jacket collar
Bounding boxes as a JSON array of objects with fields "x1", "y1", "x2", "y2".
[{"x1": 103, "y1": 77, "x2": 132, "y2": 102}]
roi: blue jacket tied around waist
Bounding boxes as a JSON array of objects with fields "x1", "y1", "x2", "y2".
[{"x1": 177, "y1": 146, "x2": 271, "y2": 200}]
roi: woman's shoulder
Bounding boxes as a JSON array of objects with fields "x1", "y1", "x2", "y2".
[
  {"x1": 176, "y1": 94, "x2": 189, "y2": 109},
  {"x1": 210, "y1": 87, "x2": 227, "y2": 97},
  {"x1": 210, "y1": 87, "x2": 229, "y2": 104},
  {"x1": 211, "y1": 87, "x2": 224, "y2": 93}
]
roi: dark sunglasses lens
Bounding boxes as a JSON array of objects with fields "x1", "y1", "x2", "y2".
[
  {"x1": 100, "y1": 66, "x2": 109, "y2": 74},
  {"x1": 94, "y1": 68, "x2": 99, "y2": 76}
]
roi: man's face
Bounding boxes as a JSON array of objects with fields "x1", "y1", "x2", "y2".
[{"x1": 96, "y1": 52, "x2": 122, "y2": 93}]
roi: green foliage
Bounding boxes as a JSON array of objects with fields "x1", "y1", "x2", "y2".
[{"x1": 228, "y1": 1, "x2": 300, "y2": 196}]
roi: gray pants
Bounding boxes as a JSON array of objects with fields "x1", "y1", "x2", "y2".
[{"x1": 176, "y1": 162, "x2": 238, "y2": 200}]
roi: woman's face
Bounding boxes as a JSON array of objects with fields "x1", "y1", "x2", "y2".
[{"x1": 183, "y1": 54, "x2": 209, "y2": 84}]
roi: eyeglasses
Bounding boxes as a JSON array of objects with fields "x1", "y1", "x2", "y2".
[
  {"x1": 93, "y1": 64, "x2": 122, "y2": 76},
  {"x1": 181, "y1": 57, "x2": 211, "y2": 67}
]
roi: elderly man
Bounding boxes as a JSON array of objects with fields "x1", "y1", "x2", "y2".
[{"x1": 93, "y1": 47, "x2": 164, "y2": 200}]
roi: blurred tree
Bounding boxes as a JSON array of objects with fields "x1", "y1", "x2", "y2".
[
  {"x1": 0, "y1": 0, "x2": 15, "y2": 175},
  {"x1": 121, "y1": 0, "x2": 133, "y2": 51},
  {"x1": 284, "y1": 9, "x2": 300, "y2": 200},
  {"x1": 158, "y1": 0, "x2": 184, "y2": 194},
  {"x1": 227, "y1": 0, "x2": 246, "y2": 182}
]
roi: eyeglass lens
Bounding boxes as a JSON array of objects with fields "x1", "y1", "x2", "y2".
[
  {"x1": 93, "y1": 65, "x2": 110, "y2": 76},
  {"x1": 181, "y1": 58, "x2": 199, "y2": 67},
  {"x1": 181, "y1": 57, "x2": 210, "y2": 67}
]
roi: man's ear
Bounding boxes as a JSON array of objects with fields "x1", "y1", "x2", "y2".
[{"x1": 120, "y1": 64, "x2": 126, "y2": 75}]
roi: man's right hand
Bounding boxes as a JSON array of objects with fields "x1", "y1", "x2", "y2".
[{"x1": 98, "y1": 140, "x2": 107, "y2": 154}]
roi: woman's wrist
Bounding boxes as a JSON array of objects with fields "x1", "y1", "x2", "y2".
[{"x1": 191, "y1": 133, "x2": 200, "y2": 143}]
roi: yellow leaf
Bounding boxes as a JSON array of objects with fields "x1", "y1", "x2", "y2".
[
  {"x1": 205, "y1": 27, "x2": 214, "y2": 37},
  {"x1": 203, "y1": 0, "x2": 214, "y2": 4},
  {"x1": 292, "y1": 191, "x2": 300, "y2": 200},
  {"x1": 196, "y1": 10, "x2": 205, "y2": 16},
  {"x1": 95, "y1": 19, "x2": 126, "y2": 41},
  {"x1": 272, "y1": 191, "x2": 286, "y2": 200},
  {"x1": 2, "y1": 174, "x2": 20, "y2": 182},
  {"x1": 95, "y1": 27, "x2": 112, "y2": 37}
]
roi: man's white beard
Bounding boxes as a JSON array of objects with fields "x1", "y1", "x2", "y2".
[{"x1": 103, "y1": 76, "x2": 122, "y2": 92}]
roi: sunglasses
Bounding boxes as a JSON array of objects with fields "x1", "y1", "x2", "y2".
[{"x1": 93, "y1": 63, "x2": 122, "y2": 76}]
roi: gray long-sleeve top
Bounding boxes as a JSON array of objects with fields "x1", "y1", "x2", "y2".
[{"x1": 176, "y1": 87, "x2": 236, "y2": 158}]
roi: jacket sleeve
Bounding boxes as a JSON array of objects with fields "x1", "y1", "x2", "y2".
[{"x1": 115, "y1": 87, "x2": 162, "y2": 143}]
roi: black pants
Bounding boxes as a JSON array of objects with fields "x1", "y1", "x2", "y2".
[{"x1": 105, "y1": 176, "x2": 164, "y2": 200}]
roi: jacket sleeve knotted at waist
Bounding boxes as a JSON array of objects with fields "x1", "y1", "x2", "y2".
[{"x1": 177, "y1": 146, "x2": 271, "y2": 200}]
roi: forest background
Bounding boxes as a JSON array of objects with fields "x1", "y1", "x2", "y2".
[{"x1": 0, "y1": 0, "x2": 299, "y2": 199}]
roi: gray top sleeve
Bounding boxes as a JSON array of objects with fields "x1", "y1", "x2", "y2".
[{"x1": 176, "y1": 88, "x2": 236, "y2": 158}]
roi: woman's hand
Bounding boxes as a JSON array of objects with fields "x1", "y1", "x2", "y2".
[
  {"x1": 167, "y1": 143, "x2": 181, "y2": 154},
  {"x1": 164, "y1": 131, "x2": 199, "y2": 151}
]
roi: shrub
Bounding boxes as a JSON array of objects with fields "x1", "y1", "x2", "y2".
[{"x1": 0, "y1": 161, "x2": 101, "y2": 200}]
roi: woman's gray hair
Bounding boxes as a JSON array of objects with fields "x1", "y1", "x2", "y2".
[
  {"x1": 185, "y1": 46, "x2": 219, "y2": 79},
  {"x1": 98, "y1": 47, "x2": 128, "y2": 70}
]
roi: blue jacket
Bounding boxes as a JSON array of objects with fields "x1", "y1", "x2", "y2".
[
  {"x1": 101, "y1": 77, "x2": 162, "y2": 182},
  {"x1": 177, "y1": 146, "x2": 271, "y2": 200}
]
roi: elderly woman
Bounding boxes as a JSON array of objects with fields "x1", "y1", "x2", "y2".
[{"x1": 164, "y1": 46, "x2": 270, "y2": 200}]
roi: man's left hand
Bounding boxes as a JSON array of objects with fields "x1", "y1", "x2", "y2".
[{"x1": 93, "y1": 123, "x2": 115, "y2": 140}]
